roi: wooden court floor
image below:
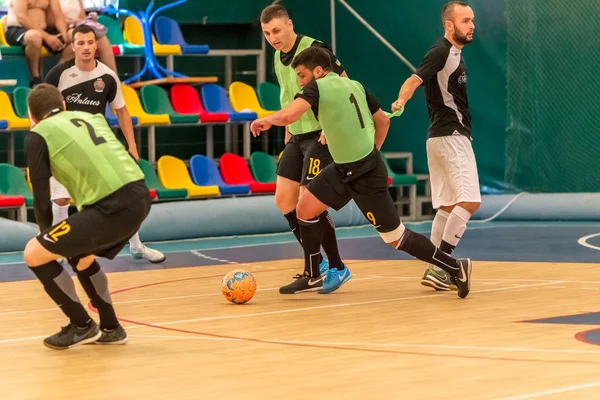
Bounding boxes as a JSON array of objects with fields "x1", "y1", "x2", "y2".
[{"x1": 2, "y1": 259, "x2": 600, "y2": 399}]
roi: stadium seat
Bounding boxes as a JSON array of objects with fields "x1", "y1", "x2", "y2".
[
  {"x1": 249, "y1": 151, "x2": 277, "y2": 183},
  {"x1": 200, "y1": 84, "x2": 257, "y2": 121},
  {"x1": 121, "y1": 85, "x2": 170, "y2": 125},
  {"x1": 256, "y1": 82, "x2": 281, "y2": 111},
  {"x1": 170, "y1": 84, "x2": 229, "y2": 123},
  {"x1": 97, "y1": 15, "x2": 145, "y2": 56},
  {"x1": 154, "y1": 17, "x2": 209, "y2": 54},
  {"x1": 123, "y1": 16, "x2": 181, "y2": 56},
  {"x1": 0, "y1": 120, "x2": 7, "y2": 130},
  {"x1": 0, "y1": 164, "x2": 33, "y2": 206},
  {"x1": 149, "y1": 189, "x2": 157, "y2": 200},
  {"x1": 0, "y1": 16, "x2": 50, "y2": 56},
  {"x1": 380, "y1": 153, "x2": 418, "y2": 186},
  {"x1": 12, "y1": 87, "x2": 30, "y2": 118},
  {"x1": 157, "y1": 155, "x2": 220, "y2": 197},
  {"x1": 229, "y1": 82, "x2": 274, "y2": 119},
  {"x1": 189, "y1": 155, "x2": 250, "y2": 196},
  {"x1": 0, "y1": 194, "x2": 24, "y2": 208},
  {"x1": 0, "y1": 91, "x2": 29, "y2": 129},
  {"x1": 219, "y1": 153, "x2": 276, "y2": 193},
  {"x1": 138, "y1": 158, "x2": 188, "y2": 199},
  {"x1": 105, "y1": 104, "x2": 139, "y2": 127},
  {"x1": 140, "y1": 85, "x2": 199, "y2": 124}
]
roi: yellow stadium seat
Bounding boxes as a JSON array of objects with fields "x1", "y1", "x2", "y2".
[
  {"x1": 157, "y1": 155, "x2": 219, "y2": 198},
  {"x1": 0, "y1": 91, "x2": 29, "y2": 129},
  {"x1": 228, "y1": 82, "x2": 274, "y2": 119},
  {"x1": 120, "y1": 85, "x2": 170, "y2": 125},
  {"x1": 0, "y1": 16, "x2": 50, "y2": 56},
  {"x1": 123, "y1": 16, "x2": 181, "y2": 56}
]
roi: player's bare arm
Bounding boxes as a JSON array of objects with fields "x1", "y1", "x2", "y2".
[
  {"x1": 392, "y1": 75, "x2": 422, "y2": 112},
  {"x1": 115, "y1": 106, "x2": 139, "y2": 161},
  {"x1": 372, "y1": 109, "x2": 391, "y2": 149},
  {"x1": 251, "y1": 98, "x2": 312, "y2": 136}
]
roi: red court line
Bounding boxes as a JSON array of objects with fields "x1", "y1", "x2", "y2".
[{"x1": 87, "y1": 263, "x2": 600, "y2": 365}]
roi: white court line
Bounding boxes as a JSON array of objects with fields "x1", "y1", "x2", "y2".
[
  {"x1": 122, "y1": 281, "x2": 560, "y2": 330},
  {"x1": 495, "y1": 382, "x2": 600, "y2": 400},
  {"x1": 125, "y1": 335, "x2": 600, "y2": 355},
  {"x1": 0, "y1": 281, "x2": 571, "y2": 346},
  {"x1": 577, "y1": 232, "x2": 600, "y2": 251},
  {"x1": 0, "y1": 277, "x2": 379, "y2": 317}
]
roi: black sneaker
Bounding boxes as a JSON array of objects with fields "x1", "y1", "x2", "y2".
[
  {"x1": 43, "y1": 320, "x2": 101, "y2": 350},
  {"x1": 96, "y1": 325, "x2": 128, "y2": 345},
  {"x1": 279, "y1": 274, "x2": 323, "y2": 294},
  {"x1": 452, "y1": 258, "x2": 472, "y2": 299}
]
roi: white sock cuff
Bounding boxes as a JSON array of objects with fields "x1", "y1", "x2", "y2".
[
  {"x1": 379, "y1": 221, "x2": 406, "y2": 244},
  {"x1": 451, "y1": 206, "x2": 472, "y2": 222},
  {"x1": 436, "y1": 209, "x2": 450, "y2": 219}
]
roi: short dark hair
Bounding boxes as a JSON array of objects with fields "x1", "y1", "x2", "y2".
[
  {"x1": 72, "y1": 24, "x2": 97, "y2": 41},
  {"x1": 260, "y1": 5, "x2": 289, "y2": 24},
  {"x1": 28, "y1": 84, "x2": 65, "y2": 122},
  {"x1": 442, "y1": 1, "x2": 469, "y2": 23},
  {"x1": 291, "y1": 47, "x2": 332, "y2": 71}
]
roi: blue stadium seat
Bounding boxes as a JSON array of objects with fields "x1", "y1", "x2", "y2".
[
  {"x1": 189, "y1": 154, "x2": 250, "y2": 195},
  {"x1": 200, "y1": 84, "x2": 257, "y2": 121},
  {"x1": 105, "y1": 104, "x2": 138, "y2": 127},
  {"x1": 154, "y1": 17, "x2": 210, "y2": 55},
  {"x1": 0, "y1": 120, "x2": 7, "y2": 129}
]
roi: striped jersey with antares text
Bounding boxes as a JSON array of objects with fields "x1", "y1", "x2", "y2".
[
  {"x1": 414, "y1": 38, "x2": 471, "y2": 139},
  {"x1": 44, "y1": 59, "x2": 125, "y2": 115}
]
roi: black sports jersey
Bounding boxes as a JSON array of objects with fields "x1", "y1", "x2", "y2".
[
  {"x1": 44, "y1": 59, "x2": 125, "y2": 115},
  {"x1": 414, "y1": 38, "x2": 471, "y2": 138},
  {"x1": 280, "y1": 34, "x2": 345, "y2": 75}
]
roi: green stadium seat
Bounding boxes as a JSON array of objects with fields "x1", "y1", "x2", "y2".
[
  {"x1": 138, "y1": 159, "x2": 188, "y2": 199},
  {"x1": 140, "y1": 85, "x2": 199, "y2": 124},
  {"x1": 0, "y1": 164, "x2": 33, "y2": 206},
  {"x1": 256, "y1": 82, "x2": 281, "y2": 111},
  {"x1": 13, "y1": 87, "x2": 30, "y2": 118},
  {"x1": 249, "y1": 151, "x2": 277, "y2": 183},
  {"x1": 97, "y1": 15, "x2": 145, "y2": 56},
  {"x1": 380, "y1": 153, "x2": 418, "y2": 186}
]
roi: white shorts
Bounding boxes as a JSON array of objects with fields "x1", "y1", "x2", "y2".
[
  {"x1": 50, "y1": 176, "x2": 72, "y2": 201},
  {"x1": 426, "y1": 134, "x2": 481, "y2": 209}
]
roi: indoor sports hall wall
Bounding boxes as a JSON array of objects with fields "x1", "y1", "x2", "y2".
[
  {"x1": 505, "y1": 0, "x2": 600, "y2": 192},
  {"x1": 283, "y1": 0, "x2": 508, "y2": 192}
]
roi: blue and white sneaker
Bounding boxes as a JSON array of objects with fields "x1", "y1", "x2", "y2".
[
  {"x1": 319, "y1": 257, "x2": 330, "y2": 275},
  {"x1": 318, "y1": 264, "x2": 352, "y2": 294}
]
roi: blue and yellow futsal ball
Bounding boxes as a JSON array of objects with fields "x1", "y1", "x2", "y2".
[{"x1": 221, "y1": 270, "x2": 257, "y2": 304}]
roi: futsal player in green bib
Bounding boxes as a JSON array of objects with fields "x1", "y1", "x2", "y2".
[
  {"x1": 261, "y1": 5, "x2": 349, "y2": 294},
  {"x1": 23, "y1": 84, "x2": 152, "y2": 349},
  {"x1": 251, "y1": 47, "x2": 473, "y2": 299}
]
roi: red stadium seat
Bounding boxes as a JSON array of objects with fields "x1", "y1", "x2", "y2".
[
  {"x1": 149, "y1": 189, "x2": 157, "y2": 200},
  {"x1": 219, "y1": 153, "x2": 276, "y2": 193},
  {"x1": 170, "y1": 84, "x2": 229, "y2": 123},
  {"x1": 0, "y1": 194, "x2": 25, "y2": 207}
]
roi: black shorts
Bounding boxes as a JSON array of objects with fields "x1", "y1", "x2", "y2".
[
  {"x1": 5, "y1": 26, "x2": 63, "y2": 54},
  {"x1": 276, "y1": 131, "x2": 334, "y2": 186},
  {"x1": 306, "y1": 148, "x2": 400, "y2": 233},
  {"x1": 37, "y1": 181, "x2": 152, "y2": 260}
]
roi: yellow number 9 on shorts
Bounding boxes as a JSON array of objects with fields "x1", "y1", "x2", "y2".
[{"x1": 366, "y1": 212, "x2": 377, "y2": 226}]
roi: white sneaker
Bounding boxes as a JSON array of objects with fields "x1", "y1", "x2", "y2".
[{"x1": 130, "y1": 245, "x2": 166, "y2": 263}]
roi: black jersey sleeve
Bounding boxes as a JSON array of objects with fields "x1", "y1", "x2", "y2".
[
  {"x1": 414, "y1": 45, "x2": 449, "y2": 83},
  {"x1": 294, "y1": 80, "x2": 320, "y2": 119},
  {"x1": 361, "y1": 84, "x2": 381, "y2": 114},
  {"x1": 25, "y1": 132, "x2": 53, "y2": 231},
  {"x1": 44, "y1": 62, "x2": 67, "y2": 87}
]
